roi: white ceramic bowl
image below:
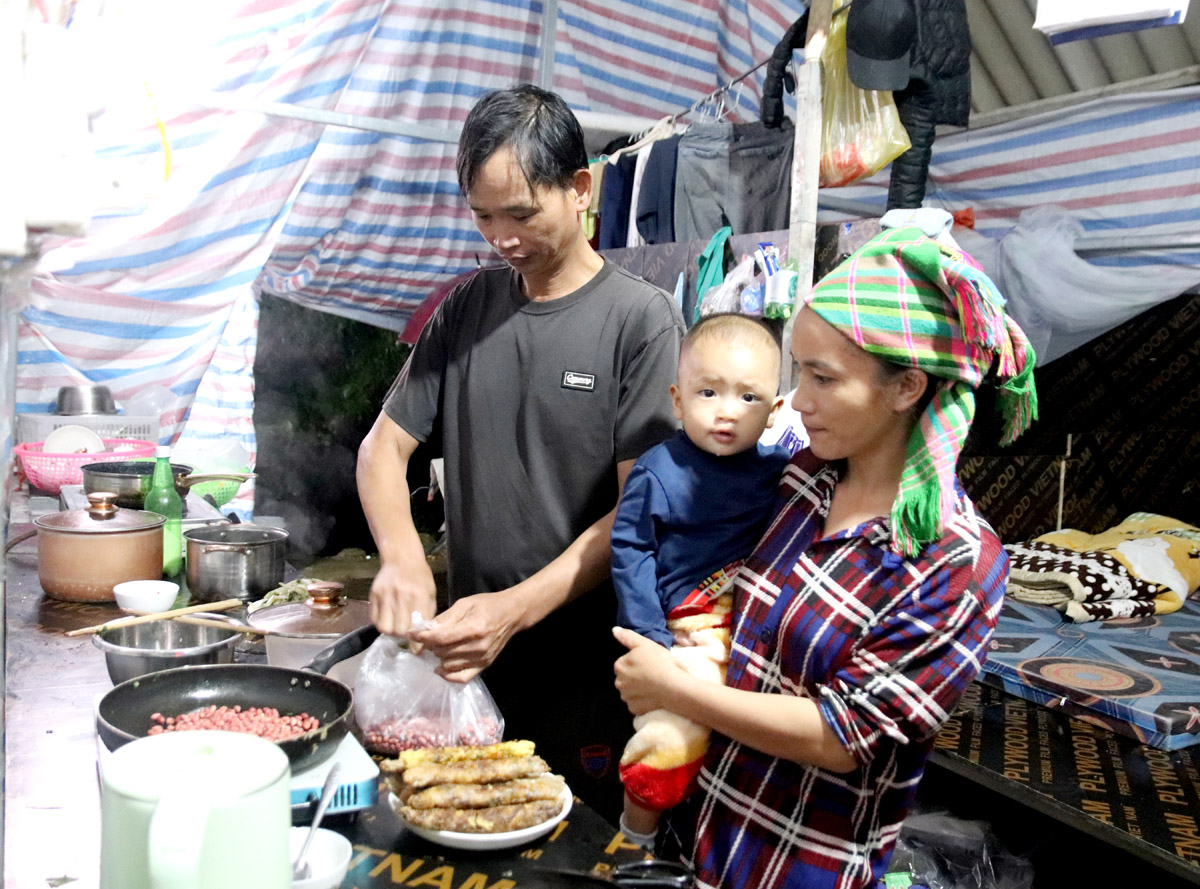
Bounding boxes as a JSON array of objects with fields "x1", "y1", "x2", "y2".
[
  {"x1": 289, "y1": 827, "x2": 352, "y2": 889},
  {"x1": 112, "y1": 580, "x2": 180, "y2": 614}
]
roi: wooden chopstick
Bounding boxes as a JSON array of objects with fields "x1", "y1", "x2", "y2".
[{"x1": 65, "y1": 598, "x2": 244, "y2": 637}]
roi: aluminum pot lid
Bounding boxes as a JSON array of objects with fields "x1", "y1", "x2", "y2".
[
  {"x1": 247, "y1": 582, "x2": 370, "y2": 638},
  {"x1": 35, "y1": 492, "x2": 165, "y2": 534}
]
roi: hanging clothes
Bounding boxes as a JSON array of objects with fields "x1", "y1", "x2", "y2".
[
  {"x1": 599, "y1": 150, "x2": 638, "y2": 250},
  {"x1": 584, "y1": 159, "x2": 606, "y2": 246},
  {"x1": 674, "y1": 120, "x2": 795, "y2": 243},
  {"x1": 635, "y1": 134, "x2": 682, "y2": 245},
  {"x1": 694, "y1": 225, "x2": 734, "y2": 324},
  {"x1": 625, "y1": 144, "x2": 654, "y2": 248},
  {"x1": 843, "y1": 0, "x2": 971, "y2": 210}
]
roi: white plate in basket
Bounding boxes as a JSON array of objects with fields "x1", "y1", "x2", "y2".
[
  {"x1": 42, "y1": 424, "x2": 105, "y2": 455},
  {"x1": 390, "y1": 784, "x2": 572, "y2": 851}
]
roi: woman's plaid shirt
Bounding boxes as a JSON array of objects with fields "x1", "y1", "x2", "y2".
[{"x1": 683, "y1": 450, "x2": 1007, "y2": 889}]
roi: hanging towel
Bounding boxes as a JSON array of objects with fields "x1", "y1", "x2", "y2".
[{"x1": 694, "y1": 226, "x2": 733, "y2": 325}]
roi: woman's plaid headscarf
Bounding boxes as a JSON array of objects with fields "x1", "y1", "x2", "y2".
[{"x1": 804, "y1": 225, "x2": 1038, "y2": 556}]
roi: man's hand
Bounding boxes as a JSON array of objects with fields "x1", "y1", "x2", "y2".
[
  {"x1": 407, "y1": 590, "x2": 524, "y2": 682},
  {"x1": 613, "y1": 626, "x2": 684, "y2": 716},
  {"x1": 359, "y1": 414, "x2": 438, "y2": 639},
  {"x1": 369, "y1": 560, "x2": 437, "y2": 638}
]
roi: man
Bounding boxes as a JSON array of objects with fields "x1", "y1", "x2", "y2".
[{"x1": 357, "y1": 84, "x2": 684, "y2": 820}]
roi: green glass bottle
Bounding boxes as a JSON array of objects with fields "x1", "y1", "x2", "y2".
[{"x1": 144, "y1": 446, "x2": 183, "y2": 578}]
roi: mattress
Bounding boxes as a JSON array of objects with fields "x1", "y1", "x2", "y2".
[{"x1": 982, "y1": 596, "x2": 1200, "y2": 750}]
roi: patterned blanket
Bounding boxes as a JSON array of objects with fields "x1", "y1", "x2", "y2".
[{"x1": 1006, "y1": 513, "x2": 1200, "y2": 622}]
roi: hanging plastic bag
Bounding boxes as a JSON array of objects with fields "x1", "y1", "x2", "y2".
[
  {"x1": 819, "y1": 7, "x2": 911, "y2": 188},
  {"x1": 698, "y1": 253, "x2": 758, "y2": 317},
  {"x1": 354, "y1": 631, "x2": 504, "y2": 756}
]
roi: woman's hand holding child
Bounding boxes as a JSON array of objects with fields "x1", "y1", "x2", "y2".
[{"x1": 613, "y1": 627, "x2": 686, "y2": 715}]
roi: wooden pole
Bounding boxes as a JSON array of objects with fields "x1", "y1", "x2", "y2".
[{"x1": 781, "y1": 0, "x2": 834, "y2": 392}]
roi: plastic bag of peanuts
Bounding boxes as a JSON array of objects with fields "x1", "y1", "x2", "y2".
[{"x1": 354, "y1": 633, "x2": 504, "y2": 756}]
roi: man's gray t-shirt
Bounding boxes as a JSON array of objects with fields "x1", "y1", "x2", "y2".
[
  {"x1": 384, "y1": 259, "x2": 684, "y2": 600},
  {"x1": 383, "y1": 260, "x2": 682, "y2": 818}
]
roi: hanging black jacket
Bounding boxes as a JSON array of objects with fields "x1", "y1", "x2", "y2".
[
  {"x1": 760, "y1": 1, "x2": 969, "y2": 208},
  {"x1": 907, "y1": 0, "x2": 971, "y2": 129},
  {"x1": 760, "y1": 11, "x2": 808, "y2": 130},
  {"x1": 889, "y1": 0, "x2": 971, "y2": 208}
]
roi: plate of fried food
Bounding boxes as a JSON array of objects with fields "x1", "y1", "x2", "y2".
[{"x1": 382, "y1": 739, "x2": 572, "y2": 851}]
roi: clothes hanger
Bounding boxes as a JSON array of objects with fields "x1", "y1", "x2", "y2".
[
  {"x1": 600, "y1": 53, "x2": 774, "y2": 164},
  {"x1": 604, "y1": 115, "x2": 677, "y2": 164}
]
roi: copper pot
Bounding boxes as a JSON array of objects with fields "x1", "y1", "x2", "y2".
[{"x1": 34, "y1": 492, "x2": 165, "y2": 602}]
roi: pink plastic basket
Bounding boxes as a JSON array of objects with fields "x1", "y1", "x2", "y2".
[{"x1": 13, "y1": 438, "x2": 157, "y2": 496}]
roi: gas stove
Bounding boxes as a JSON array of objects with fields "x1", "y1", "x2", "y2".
[
  {"x1": 59, "y1": 484, "x2": 229, "y2": 526},
  {"x1": 290, "y1": 733, "x2": 379, "y2": 820}
]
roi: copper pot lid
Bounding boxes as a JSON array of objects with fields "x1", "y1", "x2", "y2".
[
  {"x1": 34, "y1": 492, "x2": 166, "y2": 534},
  {"x1": 247, "y1": 581, "x2": 371, "y2": 638}
]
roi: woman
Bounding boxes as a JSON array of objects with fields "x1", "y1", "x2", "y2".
[{"x1": 613, "y1": 226, "x2": 1037, "y2": 889}]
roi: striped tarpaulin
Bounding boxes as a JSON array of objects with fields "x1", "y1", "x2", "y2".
[
  {"x1": 18, "y1": 0, "x2": 804, "y2": 514},
  {"x1": 825, "y1": 86, "x2": 1200, "y2": 271},
  {"x1": 25, "y1": 2, "x2": 1200, "y2": 517}
]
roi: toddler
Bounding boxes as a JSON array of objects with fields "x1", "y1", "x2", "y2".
[{"x1": 611, "y1": 313, "x2": 791, "y2": 846}]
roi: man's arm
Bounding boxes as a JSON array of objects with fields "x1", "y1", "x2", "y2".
[
  {"x1": 357, "y1": 411, "x2": 437, "y2": 636},
  {"x1": 410, "y1": 458, "x2": 637, "y2": 681}
]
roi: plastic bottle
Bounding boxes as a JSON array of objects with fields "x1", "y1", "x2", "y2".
[
  {"x1": 144, "y1": 446, "x2": 183, "y2": 578},
  {"x1": 764, "y1": 256, "x2": 799, "y2": 320}
]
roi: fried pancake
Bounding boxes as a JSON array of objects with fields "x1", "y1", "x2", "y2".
[
  {"x1": 397, "y1": 797, "x2": 564, "y2": 833},
  {"x1": 402, "y1": 774, "x2": 565, "y2": 810},
  {"x1": 401, "y1": 755, "x2": 550, "y2": 789},
  {"x1": 382, "y1": 739, "x2": 537, "y2": 771}
]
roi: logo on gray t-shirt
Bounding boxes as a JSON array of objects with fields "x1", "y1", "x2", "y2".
[{"x1": 561, "y1": 371, "x2": 596, "y2": 391}]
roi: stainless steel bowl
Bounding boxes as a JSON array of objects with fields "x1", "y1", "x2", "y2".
[
  {"x1": 56, "y1": 385, "x2": 117, "y2": 416},
  {"x1": 91, "y1": 615, "x2": 242, "y2": 684}
]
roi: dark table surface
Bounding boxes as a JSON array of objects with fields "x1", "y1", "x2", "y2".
[
  {"x1": 928, "y1": 679, "x2": 1200, "y2": 884},
  {"x1": 2, "y1": 518, "x2": 647, "y2": 889}
]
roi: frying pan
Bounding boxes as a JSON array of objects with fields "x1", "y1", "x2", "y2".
[
  {"x1": 81, "y1": 460, "x2": 256, "y2": 509},
  {"x1": 96, "y1": 625, "x2": 380, "y2": 773}
]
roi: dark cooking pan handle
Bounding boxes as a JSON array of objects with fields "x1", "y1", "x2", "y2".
[{"x1": 304, "y1": 624, "x2": 381, "y2": 676}]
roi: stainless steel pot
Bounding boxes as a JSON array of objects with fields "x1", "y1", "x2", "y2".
[
  {"x1": 55, "y1": 384, "x2": 117, "y2": 416},
  {"x1": 184, "y1": 524, "x2": 288, "y2": 602}
]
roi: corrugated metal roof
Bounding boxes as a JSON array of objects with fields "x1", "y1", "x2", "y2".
[{"x1": 968, "y1": 0, "x2": 1200, "y2": 120}]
